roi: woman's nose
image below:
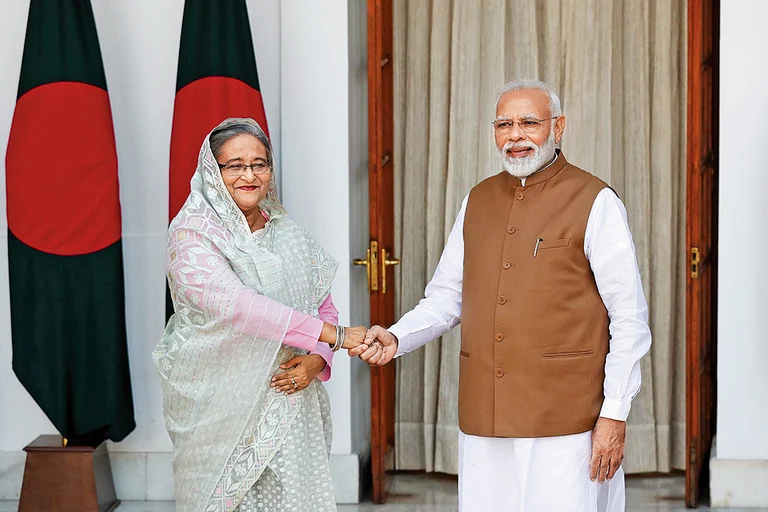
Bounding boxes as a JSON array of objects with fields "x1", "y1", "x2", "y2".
[{"x1": 240, "y1": 167, "x2": 257, "y2": 180}]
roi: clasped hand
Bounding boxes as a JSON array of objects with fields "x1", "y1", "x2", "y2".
[
  {"x1": 270, "y1": 325, "x2": 380, "y2": 395},
  {"x1": 270, "y1": 325, "x2": 397, "y2": 396},
  {"x1": 333, "y1": 325, "x2": 397, "y2": 362},
  {"x1": 347, "y1": 325, "x2": 398, "y2": 366}
]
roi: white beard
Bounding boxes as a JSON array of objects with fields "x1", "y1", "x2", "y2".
[{"x1": 498, "y1": 130, "x2": 557, "y2": 178}]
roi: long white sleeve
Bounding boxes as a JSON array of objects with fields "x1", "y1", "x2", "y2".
[
  {"x1": 585, "y1": 188, "x2": 652, "y2": 421},
  {"x1": 388, "y1": 195, "x2": 468, "y2": 356}
]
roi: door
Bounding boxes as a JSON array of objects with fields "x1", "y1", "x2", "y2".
[
  {"x1": 686, "y1": 0, "x2": 719, "y2": 507},
  {"x1": 363, "y1": 0, "x2": 397, "y2": 504}
]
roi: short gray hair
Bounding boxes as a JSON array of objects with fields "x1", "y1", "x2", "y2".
[
  {"x1": 495, "y1": 79, "x2": 562, "y2": 117},
  {"x1": 209, "y1": 121, "x2": 273, "y2": 168}
]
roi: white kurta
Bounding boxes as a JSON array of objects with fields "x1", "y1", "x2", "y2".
[{"x1": 388, "y1": 158, "x2": 652, "y2": 511}]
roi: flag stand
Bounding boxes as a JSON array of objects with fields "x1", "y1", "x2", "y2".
[{"x1": 18, "y1": 435, "x2": 119, "y2": 512}]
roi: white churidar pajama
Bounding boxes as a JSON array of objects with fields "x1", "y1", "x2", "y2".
[{"x1": 388, "y1": 161, "x2": 652, "y2": 511}]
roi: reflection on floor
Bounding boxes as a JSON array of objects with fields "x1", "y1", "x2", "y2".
[
  {"x1": 0, "y1": 473, "x2": 765, "y2": 511},
  {"x1": 337, "y1": 473, "x2": 767, "y2": 511}
]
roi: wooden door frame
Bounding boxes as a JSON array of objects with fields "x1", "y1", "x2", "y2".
[
  {"x1": 367, "y1": 0, "x2": 396, "y2": 504},
  {"x1": 686, "y1": 0, "x2": 719, "y2": 507}
]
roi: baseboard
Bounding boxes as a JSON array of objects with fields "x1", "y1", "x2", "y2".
[
  {"x1": 329, "y1": 452, "x2": 366, "y2": 504},
  {"x1": 710, "y1": 455, "x2": 768, "y2": 507},
  {"x1": 1, "y1": 450, "x2": 369, "y2": 503}
]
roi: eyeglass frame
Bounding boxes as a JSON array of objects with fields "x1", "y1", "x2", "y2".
[
  {"x1": 492, "y1": 116, "x2": 560, "y2": 135},
  {"x1": 216, "y1": 161, "x2": 272, "y2": 176}
]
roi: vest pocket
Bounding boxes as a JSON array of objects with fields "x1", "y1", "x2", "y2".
[
  {"x1": 530, "y1": 349, "x2": 594, "y2": 433},
  {"x1": 541, "y1": 349, "x2": 594, "y2": 359},
  {"x1": 536, "y1": 237, "x2": 571, "y2": 250}
]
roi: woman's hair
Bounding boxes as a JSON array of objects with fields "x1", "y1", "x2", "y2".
[{"x1": 209, "y1": 121, "x2": 273, "y2": 168}]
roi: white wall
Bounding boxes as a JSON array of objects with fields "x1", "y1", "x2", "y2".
[
  {"x1": 0, "y1": 0, "x2": 368, "y2": 503},
  {"x1": 347, "y1": 0, "x2": 373, "y2": 466},
  {"x1": 281, "y1": 0, "x2": 355, "y2": 457},
  {"x1": 713, "y1": 0, "x2": 768, "y2": 506}
]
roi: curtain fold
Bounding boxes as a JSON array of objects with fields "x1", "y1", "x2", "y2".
[{"x1": 393, "y1": 0, "x2": 686, "y2": 475}]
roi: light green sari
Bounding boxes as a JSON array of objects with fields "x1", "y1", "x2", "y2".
[{"x1": 153, "y1": 118, "x2": 339, "y2": 511}]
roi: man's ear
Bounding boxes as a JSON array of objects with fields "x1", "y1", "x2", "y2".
[{"x1": 554, "y1": 116, "x2": 566, "y2": 144}]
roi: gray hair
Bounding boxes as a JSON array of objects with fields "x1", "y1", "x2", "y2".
[
  {"x1": 209, "y1": 121, "x2": 273, "y2": 168},
  {"x1": 495, "y1": 79, "x2": 562, "y2": 117}
]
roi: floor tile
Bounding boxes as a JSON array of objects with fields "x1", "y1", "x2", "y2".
[
  {"x1": 2, "y1": 472, "x2": 767, "y2": 511},
  {"x1": 116, "y1": 501, "x2": 175, "y2": 512}
]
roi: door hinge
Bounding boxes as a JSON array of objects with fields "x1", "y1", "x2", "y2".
[{"x1": 690, "y1": 247, "x2": 700, "y2": 278}]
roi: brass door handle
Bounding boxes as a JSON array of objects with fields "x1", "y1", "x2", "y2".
[
  {"x1": 380, "y1": 249, "x2": 401, "y2": 294},
  {"x1": 352, "y1": 242, "x2": 379, "y2": 292},
  {"x1": 353, "y1": 249, "x2": 372, "y2": 292}
]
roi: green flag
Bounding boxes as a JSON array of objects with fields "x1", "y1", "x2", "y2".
[{"x1": 5, "y1": 0, "x2": 135, "y2": 443}]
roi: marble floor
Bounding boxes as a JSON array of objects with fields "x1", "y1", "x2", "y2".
[{"x1": 1, "y1": 473, "x2": 765, "y2": 511}]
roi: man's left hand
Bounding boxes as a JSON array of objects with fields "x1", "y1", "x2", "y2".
[{"x1": 590, "y1": 417, "x2": 626, "y2": 484}]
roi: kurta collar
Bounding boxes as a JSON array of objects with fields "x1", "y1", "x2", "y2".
[{"x1": 511, "y1": 149, "x2": 567, "y2": 188}]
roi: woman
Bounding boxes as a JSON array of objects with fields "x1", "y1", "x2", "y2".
[{"x1": 153, "y1": 118, "x2": 366, "y2": 511}]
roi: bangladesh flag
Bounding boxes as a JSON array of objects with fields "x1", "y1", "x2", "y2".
[
  {"x1": 169, "y1": 0, "x2": 270, "y2": 221},
  {"x1": 5, "y1": 0, "x2": 135, "y2": 443},
  {"x1": 167, "y1": 0, "x2": 270, "y2": 317}
]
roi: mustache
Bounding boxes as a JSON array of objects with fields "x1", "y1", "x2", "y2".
[{"x1": 502, "y1": 141, "x2": 539, "y2": 154}]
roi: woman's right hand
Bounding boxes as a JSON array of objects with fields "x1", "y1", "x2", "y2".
[{"x1": 343, "y1": 326, "x2": 369, "y2": 350}]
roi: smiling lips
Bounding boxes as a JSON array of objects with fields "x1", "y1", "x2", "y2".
[
  {"x1": 238, "y1": 185, "x2": 259, "y2": 191},
  {"x1": 507, "y1": 147, "x2": 533, "y2": 157}
]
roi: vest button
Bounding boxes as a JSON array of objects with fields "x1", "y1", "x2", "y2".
[
  {"x1": 507, "y1": 226, "x2": 517, "y2": 234},
  {"x1": 516, "y1": 192, "x2": 525, "y2": 200},
  {"x1": 498, "y1": 296, "x2": 507, "y2": 305},
  {"x1": 495, "y1": 332, "x2": 504, "y2": 342},
  {"x1": 495, "y1": 368, "x2": 505, "y2": 378},
  {"x1": 502, "y1": 261, "x2": 511, "y2": 269}
]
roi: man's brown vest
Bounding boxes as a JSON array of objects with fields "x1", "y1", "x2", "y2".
[{"x1": 460, "y1": 152, "x2": 610, "y2": 438}]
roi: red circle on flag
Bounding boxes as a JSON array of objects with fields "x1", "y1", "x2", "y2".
[
  {"x1": 169, "y1": 76, "x2": 269, "y2": 221},
  {"x1": 6, "y1": 82, "x2": 122, "y2": 256}
]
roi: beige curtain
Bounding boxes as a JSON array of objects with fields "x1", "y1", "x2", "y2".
[{"x1": 393, "y1": 0, "x2": 687, "y2": 475}]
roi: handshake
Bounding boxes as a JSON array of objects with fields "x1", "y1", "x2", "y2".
[
  {"x1": 330, "y1": 325, "x2": 398, "y2": 367},
  {"x1": 273, "y1": 325, "x2": 396, "y2": 395}
]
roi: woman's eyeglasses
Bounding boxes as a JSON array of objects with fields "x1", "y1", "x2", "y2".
[{"x1": 217, "y1": 161, "x2": 271, "y2": 176}]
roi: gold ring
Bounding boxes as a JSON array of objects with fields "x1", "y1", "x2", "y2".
[{"x1": 291, "y1": 377, "x2": 298, "y2": 389}]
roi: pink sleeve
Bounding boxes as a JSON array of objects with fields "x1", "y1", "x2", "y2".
[
  {"x1": 283, "y1": 310, "x2": 324, "y2": 352},
  {"x1": 311, "y1": 295, "x2": 338, "y2": 381}
]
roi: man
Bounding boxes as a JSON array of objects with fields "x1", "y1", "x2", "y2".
[{"x1": 352, "y1": 79, "x2": 652, "y2": 511}]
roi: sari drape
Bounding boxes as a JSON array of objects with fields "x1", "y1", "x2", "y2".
[{"x1": 153, "y1": 118, "x2": 339, "y2": 511}]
